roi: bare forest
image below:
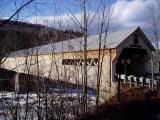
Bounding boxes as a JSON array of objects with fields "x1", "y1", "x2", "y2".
[
  {"x1": 0, "y1": 0, "x2": 115, "y2": 120},
  {"x1": 0, "y1": 0, "x2": 160, "y2": 120}
]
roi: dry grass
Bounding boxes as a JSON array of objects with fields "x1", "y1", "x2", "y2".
[{"x1": 80, "y1": 84, "x2": 160, "y2": 120}]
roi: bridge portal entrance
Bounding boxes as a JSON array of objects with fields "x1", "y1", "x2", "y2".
[{"x1": 116, "y1": 48, "x2": 149, "y2": 77}]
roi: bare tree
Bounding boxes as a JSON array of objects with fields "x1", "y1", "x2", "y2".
[
  {"x1": 0, "y1": 0, "x2": 34, "y2": 67},
  {"x1": 146, "y1": 1, "x2": 160, "y2": 89},
  {"x1": 146, "y1": 1, "x2": 160, "y2": 50},
  {"x1": 96, "y1": 0, "x2": 112, "y2": 107}
]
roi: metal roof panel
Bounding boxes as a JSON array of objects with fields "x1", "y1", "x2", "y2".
[{"x1": 8, "y1": 27, "x2": 139, "y2": 57}]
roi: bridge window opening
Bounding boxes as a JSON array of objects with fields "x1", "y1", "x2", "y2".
[{"x1": 62, "y1": 58, "x2": 98, "y2": 66}]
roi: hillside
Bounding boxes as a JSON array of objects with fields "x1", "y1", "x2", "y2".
[{"x1": 0, "y1": 19, "x2": 83, "y2": 51}]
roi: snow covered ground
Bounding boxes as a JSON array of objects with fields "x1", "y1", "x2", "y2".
[{"x1": 0, "y1": 87, "x2": 96, "y2": 120}]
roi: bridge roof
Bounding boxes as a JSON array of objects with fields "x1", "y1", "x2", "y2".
[{"x1": 8, "y1": 27, "x2": 154, "y2": 57}]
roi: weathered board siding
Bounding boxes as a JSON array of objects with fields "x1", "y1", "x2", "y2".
[{"x1": 2, "y1": 49, "x2": 117, "y2": 102}]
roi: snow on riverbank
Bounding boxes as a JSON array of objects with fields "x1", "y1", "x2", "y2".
[{"x1": 0, "y1": 87, "x2": 96, "y2": 120}]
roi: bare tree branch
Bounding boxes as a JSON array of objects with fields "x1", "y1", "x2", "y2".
[{"x1": 0, "y1": 0, "x2": 34, "y2": 27}]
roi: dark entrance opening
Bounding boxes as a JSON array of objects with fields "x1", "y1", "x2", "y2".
[{"x1": 116, "y1": 48, "x2": 149, "y2": 77}]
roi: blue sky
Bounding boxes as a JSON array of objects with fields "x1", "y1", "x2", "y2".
[
  {"x1": 0, "y1": 0, "x2": 159, "y2": 34},
  {"x1": 1, "y1": 0, "x2": 114, "y2": 18}
]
